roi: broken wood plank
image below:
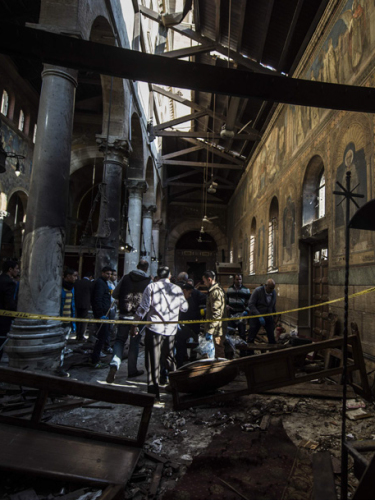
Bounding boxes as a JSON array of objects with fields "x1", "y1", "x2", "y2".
[
  {"x1": 264, "y1": 382, "x2": 356, "y2": 399},
  {"x1": 260, "y1": 414, "x2": 271, "y2": 431},
  {"x1": 98, "y1": 485, "x2": 124, "y2": 500},
  {"x1": 312, "y1": 452, "x2": 337, "y2": 500},
  {"x1": 144, "y1": 451, "x2": 168, "y2": 464},
  {"x1": 148, "y1": 463, "x2": 163, "y2": 498}
]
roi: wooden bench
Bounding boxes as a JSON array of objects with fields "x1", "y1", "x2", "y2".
[{"x1": 0, "y1": 367, "x2": 155, "y2": 497}]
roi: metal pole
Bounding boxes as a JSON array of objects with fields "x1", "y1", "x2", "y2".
[{"x1": 340, "y1": 170, "x2": 351, "y2": 500}]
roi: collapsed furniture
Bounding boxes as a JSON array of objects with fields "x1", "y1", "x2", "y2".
[
  {"x1": 0, "y1": 367, "x2": 155, "y2": 499},
  {"x1": 169, "y1": 331, "x2": 371, "y2": 410}
]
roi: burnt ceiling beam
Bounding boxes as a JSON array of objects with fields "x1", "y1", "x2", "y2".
[
  {"x1": 162, "y1": 160, "x2": 243, "y2": 169},
  {"x1": 154, "y1": 111, "x2": 207, "y2": 131},
  {"x1": 155, "y1": 130, "x2": 260, "y2": 140},
  {"x1": 3, "y1": 25, "x2": 375, "y2": 113},
  {"x1": 181, "y1": 137, "x2": 244, "y2": 165},
  {"x1": 256, "y1": 0, "x2": 274, "y2": 63},
  {"x1": 193, "y1": 0, "x2": 201, "y2": 33},
  {"x1": 168, "y1": 182, "x2": 232, "y2": 189},
  {"x1": 277, "y1": 0, "x2": 305, "y2": 72},
  {"x1": 162, "y1": 170, "x2": 197, "y2": 186},
  {"x1": 162, "y1": 43, "x2": 216, "y2": 58}
]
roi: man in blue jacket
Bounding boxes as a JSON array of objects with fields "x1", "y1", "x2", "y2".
[{"x1": 248, "y1": 279, "x2": 277, "y2": 348}]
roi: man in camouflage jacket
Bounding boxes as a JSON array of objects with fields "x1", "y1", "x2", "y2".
[{"x1": 202, "y1": 270, "x2": 226, "y2": 358}]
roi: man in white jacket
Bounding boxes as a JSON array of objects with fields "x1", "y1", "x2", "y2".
[{"x1": 131, "y1": 266, "x2": 191, "y2": 400}]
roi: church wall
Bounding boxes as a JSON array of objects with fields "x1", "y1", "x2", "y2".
[{"x1": 227, "y1": 0, "x2": 375, "y2": 372}]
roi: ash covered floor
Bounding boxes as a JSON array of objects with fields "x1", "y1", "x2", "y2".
[{"x1": 1, "y1": 340, "x2": 375, "y2": 500}]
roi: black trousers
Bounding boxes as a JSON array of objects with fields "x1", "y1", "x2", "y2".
[
  {"x1": 76, "y1": 308, "x2": 89, "y2": 339},
  {"x1": 144, "y1": 328, "x2": 176, "y2": 399}
]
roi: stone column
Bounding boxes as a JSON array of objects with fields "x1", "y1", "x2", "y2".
[
  {"x1": 124, "y1": 180, "x2": 147, "y2": 274},
  {"x1": 0, "y1": 210, "x2": 9, "y2": 257},
  {"x1": 6, "y1": 65, "x2": 78, "y2": 372},
  {"x1": 95, "y1": 137, "x2": 129, "y2": 275},
  {"x1": 151, "y1": 219, "x2": 162, "y2": 277},
  {"x1": 142, "y1": 205, "x2": 156, "y2": 269}
]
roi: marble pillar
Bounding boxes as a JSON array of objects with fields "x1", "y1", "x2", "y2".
[
  {"x1": 0, "y1": 210, "x2": 9, "y2": 257},
  {"x1": 151, "y1": 220, "x2": 162, "y2": 277},
  {"x1": 142, "y1": 205, "x2": 156, "y2": 270},
  {"x1": 124, "y1": 180, "x2": 147, "y2": 274},
  {"x1": 6, "y1": 65, "x2": 78, "y2": 372},
  {"x1": 95, "y1": 137, "x2": 129, "y2": 275}
]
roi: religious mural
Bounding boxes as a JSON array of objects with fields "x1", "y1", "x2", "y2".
[
  {"x1": 292, "y1": 0, "x2": 375, "y2": 151},
  {"x1": 1, "y1": 122, "x2": 30, "y2": 173}
]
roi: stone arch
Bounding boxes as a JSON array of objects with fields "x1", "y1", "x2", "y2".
[
  {"x1": 5, "y1": 190, "x2": 28, "y2": 258},
  {"x1": 144, "y1": 156, "x2": 155, "y2": 205},
  {"x1": 128, "y1": 113, "x2": 144, "y2": 179},
  {"x1": 166, "y1": 220, "x2": 227, "y2": 273},
  {"x1": 89, "y1": 16, "x2": 127, "y2": 138}
]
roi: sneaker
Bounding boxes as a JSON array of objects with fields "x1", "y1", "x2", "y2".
[
  {"x1": 106, "y1": 366, "x2": 117, "y2": 384},
  {"x1": 103, "y1": 347, "x2": 113, "y2": 354},
  {"x1": 128, "y1": 370, "x2": 144, "y2": 378},
  {"x1": 55, "y1": 369, "x2": 70, "y2": 378},
  {"x1": 100, "y1": 352, "x2": 107, "y2": 358}
]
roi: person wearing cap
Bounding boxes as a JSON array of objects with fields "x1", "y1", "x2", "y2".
[
  {"x1": 202, "y1": 270, "x2": 227, "y2": 358},
  {"x1": 174, "y1": 272, "x2": 206, "y2": 368}
]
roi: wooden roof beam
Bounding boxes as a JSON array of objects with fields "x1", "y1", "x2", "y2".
[
  {"x1": 162, "y1": 43, "x2": 216, "y2": 58},
  {"x1": 155, "y1": 130, "x2": 260, "y2": 140},
  {"x1": 277, "y1": 0, "x2": 305, "y2": 72},
  {"x1": 181, "y1": 137, "x2": 244, "y2": 165},
  {"x1": 236, "y1": 0, "x2": 247, "y2": 53},
  {"x1": 162, "y1": 160, "x2": 243, "y2": 170},
  {"x1": 215, "y1": 0, "x2": 221, "y2": 44},
  {"x1": 161, "y1": 144, "x2": 204, "y2": 160},
  {"x1": 256, "y1": 0, "x2": 274, "y2": 63},
  {"x1": 5, "y1": 25, "x2": 375, "y2": 113},
  {"x1": 154, "y1": 111, "x2": 207, "y2": 131}
]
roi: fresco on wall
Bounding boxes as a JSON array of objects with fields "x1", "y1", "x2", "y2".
[
  {"x1": 1, "y1": 122, "x2": 28, "y2": 170},
  {"x1": 334, "y1": 142, "x2": 367, "y2": 250},
  {"x1": 291, "y1": 0, "x2": 375, "y2": 151},
  {"x1": 283, "y1": 196, "x2": 296, "y2": 263}
]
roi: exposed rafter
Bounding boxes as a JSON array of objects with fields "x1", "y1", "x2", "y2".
[
  {"x1": 181, "y1": 138, "x2": 244, "y2": 165},
  {"x1": 236, "y1": 0, "x2": 247, "y2": 53},
  {"x1": 139, "y1": 5, "x2": 278, "y2": 75},
  {"x1": 215, "y1": 0, "x2": 221, "y2": 43},
  {"x1": 162, "y1": 161, "x2": 243, "y2": 170},
  {"x1": 162, "y1": 43, "x2": 216, "y2": 59},
  {"x1": 154, "y1": 111, "x2": 207, "y2": 131},
  {"x1": 155, "y1": 130, "x2": 260, "y2": 140},
  {"x1": 161, "y1": 144, "x2": 204, "y2": 160},
  {"x1": 255, "y1": 0, "x2": 274, "y2": 63},
  {"x1": 277, "y1": 0, "x2": 305, "y2": 72}
]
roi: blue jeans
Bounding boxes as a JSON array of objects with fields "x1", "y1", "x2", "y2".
[
  {"x1": 91, "y1": 322, "x2": 110, "y2": 364},
  {"x1": 110, "y1": 323, "x2": 142, "y2": 375}
]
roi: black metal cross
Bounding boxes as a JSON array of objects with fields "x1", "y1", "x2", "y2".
[{"x1": 333, "y1": 170, "x2": 364, "y2": 500}]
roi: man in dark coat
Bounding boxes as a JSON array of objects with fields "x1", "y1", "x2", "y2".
[
  {"x1": 248, "y1": 279, "x2": 277, "y2": 348},
  {"x1": 74, "y1": 271, "x2": 94, "y2": 341},
  {"x1": 106, "y1": 260, "x2": 151, "y2": 383},
  {"x1": 174, "y1": 272, "x2": 206, "y2": 368},
  {"x1": 0, "y1": 260, "x2": 19, "y2": 360},
  {"x1": 91, "y1": 266, "x2": 112, "y2": 367}
]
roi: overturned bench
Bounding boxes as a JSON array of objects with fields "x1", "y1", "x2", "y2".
[{"x1": 0, "y1": 367, "x2": 155, "y2": 498}]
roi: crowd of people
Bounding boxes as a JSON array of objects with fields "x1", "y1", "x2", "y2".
[{"x1": 0, "y1": 258, "x2": 277, "y2": 401}]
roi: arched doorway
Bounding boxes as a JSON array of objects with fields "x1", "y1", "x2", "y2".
[
  {"x1": 175, "y1": 230, "x2": 217, "y2": 282},
  {"x1": 3, "y1": 190, "x2": 28, "y2": 259}
]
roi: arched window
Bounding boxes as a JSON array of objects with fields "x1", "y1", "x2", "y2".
[
  {"x1": 18, "y1": 110, "x2": 25, "y2": 132},
  {"x1": 1, "y1": 90, "x2": 9, "y2": 116},
  {"x1": 302, "y1": 156, "x2": 326, "y2": 225},
  {"x1": 268, "y1": 197, "x2": 279, "y2": 272},
  {"x1": 317, "y1": 170, "x2": 325, "y2": 219},
  {"x1": 238, "y1": 230, "x2": 243, "y2": 264},
  {"x1": 249, "y1": 218, "x2": 256, "y2": 275},
  {"x1": 229, "y1": 242, "x2": 233, "y2": 263}
]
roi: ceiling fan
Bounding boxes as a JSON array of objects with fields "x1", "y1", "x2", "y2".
[{"x1": 202, "y1": 215, "x2": 219, "y2": 224}]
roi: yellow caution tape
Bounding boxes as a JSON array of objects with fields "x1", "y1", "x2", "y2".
[{"x1": 0, "y1": 286, "x2": 374, "y2": 326}]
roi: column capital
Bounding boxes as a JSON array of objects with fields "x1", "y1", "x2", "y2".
[
  {"x1": 143, "y1": 205, "x2": 157, "y2": 218},
  {"x1": 127, "y1": 179, "x2": 148, "y2": 196},
  {"x1": 96, "y1": 136, "x2": 130, "y2": 165}
]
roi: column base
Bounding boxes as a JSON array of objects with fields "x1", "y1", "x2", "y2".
[{"x1": 5, "y1": 319, "x2": 67, "y2": 372}]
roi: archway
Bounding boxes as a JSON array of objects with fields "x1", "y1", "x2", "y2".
[
  {"x1": 4, "y1": 190, "x2": 28, "y2": 259},
  {"x1": 175, "y1": 230, "x2": 217, "y2": 283}
]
